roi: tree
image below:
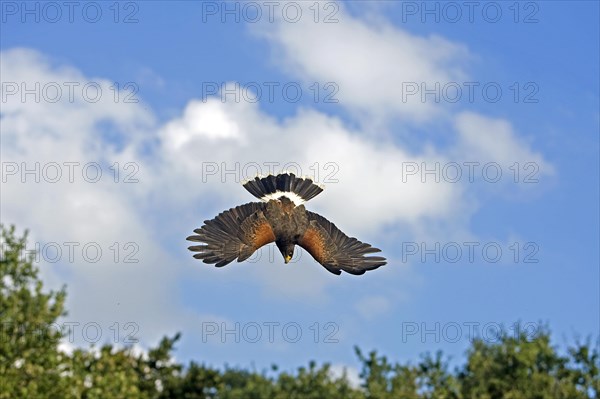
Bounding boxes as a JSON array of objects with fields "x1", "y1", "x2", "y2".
[
  {"x1": 459, "y1": 327, "x2": 599, "y2": 398},
  {"x1": 0, "y1": 225, "x2": 69, "y2": 398},
  {"x1": 355, "y1": 347, "x2": 459, "y2": 399},
  {"x1": 274, "y1": 360, "x2": 363, "y2": 399},
  {"x1": 66, "y1": 345, "x2": 145, "y2": 399}
]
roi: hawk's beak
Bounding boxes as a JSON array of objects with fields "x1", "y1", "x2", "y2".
[{"x1": 284, "y1": 255, "x2": 292, "y2": 264}]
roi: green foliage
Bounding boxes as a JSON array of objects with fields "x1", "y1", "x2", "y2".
[
  {"x1": 355, "y1": 347, "x2": 460, "y2": 398},
  {"x1": 459, "y1": 328, "x2": 599, "y2": 398},
  {"x1": 1, "y1": 224, "x2": 598, "y2": 398},
  {"x1": 67, "y1": 345, "x2": 145, "y2": 399},
  {"x1": 274, "y1": 360, "x2": 363, "y2": 399},
  {"x1": 0, "y1": 225, "x2": 68, "y2": 398}
]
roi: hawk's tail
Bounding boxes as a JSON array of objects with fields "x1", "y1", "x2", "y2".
[{"x1": 242, "y1": 173, "x2": 324, "y2": 205}]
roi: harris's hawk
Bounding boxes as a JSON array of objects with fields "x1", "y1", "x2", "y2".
[{"x1": 187, "y1": 173, "x2": 386, "y2": 275}]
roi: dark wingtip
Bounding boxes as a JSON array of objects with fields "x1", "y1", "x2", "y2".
[
  {"x1": 344, "y1": 268, "x2": 367, "y2": 276},
  {"x1": 215, "y1": 259, "x2": 232, "y2": 267}
]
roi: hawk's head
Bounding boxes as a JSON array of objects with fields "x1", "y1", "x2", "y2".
[{"x1": 276, "y1": 240, "x2": 295, "y2": 264}]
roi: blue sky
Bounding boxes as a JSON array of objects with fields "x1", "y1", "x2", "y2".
[{"x1": 1, "y1": 0, "x2": 598, "y2": 378}]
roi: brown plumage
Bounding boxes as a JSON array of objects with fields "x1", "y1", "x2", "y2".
[{"x1": 187, "y1": 173, "x2": 386, "y2": 275}]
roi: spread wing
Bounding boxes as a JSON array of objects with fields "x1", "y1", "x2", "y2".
[
  {"x1": 298, "y1": 211, "x2": 386, "y2": 275},
  {"x1": 187, "y1": 202, "x2": 275, "y2": 267}
]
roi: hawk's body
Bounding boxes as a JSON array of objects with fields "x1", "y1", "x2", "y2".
[{"x1": 187, "y1": 173, "x2": 386, "y2": 275}]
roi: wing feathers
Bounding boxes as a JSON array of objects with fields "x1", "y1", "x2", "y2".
[
  {"x1": 187, "y1": 202, "x2": 275, "y2": 267},
  {"x1": 189, "y1": 201, "x2": 386, "y2": 275},
  {"x1": 298, "y1": 211, "x2": 386, "y2": 275}
]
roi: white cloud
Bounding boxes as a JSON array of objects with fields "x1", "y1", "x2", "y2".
[
  {"x1": 454, "y1": 111, "x2": 554, "y2": 175},
  {"x1": 254, "y1": 1, "x2": 470, "y2": 124},
  {"x1": 158, "y1": 97, "x2": 466, "y2": 236},
  {"x1": 161, "y1": 100, "x2": 243, "y2": 146}
]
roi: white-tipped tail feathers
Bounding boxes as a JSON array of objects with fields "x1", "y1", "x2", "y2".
[{"x1": 242, "y1": 173, "x2": 324, "y2": 206}]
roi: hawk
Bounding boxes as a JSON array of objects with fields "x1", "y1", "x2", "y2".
[{"x1": 187, "y1": 173, "x2": 386, "y2": 275}]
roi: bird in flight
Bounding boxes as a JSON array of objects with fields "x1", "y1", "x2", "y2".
[{"x1": 187, "y1": 173, "x2": 386, "y2": 275}]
